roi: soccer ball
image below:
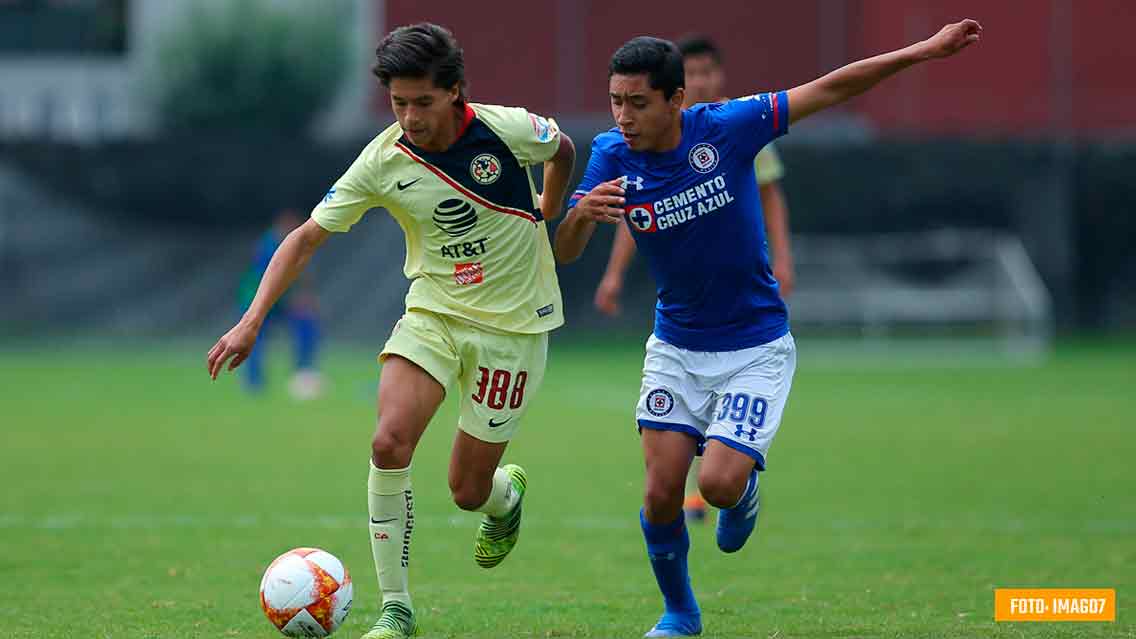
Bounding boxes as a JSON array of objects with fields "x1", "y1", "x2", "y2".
[{"x1": 260, "y1": 547, "x2": 353, "y2": 637}]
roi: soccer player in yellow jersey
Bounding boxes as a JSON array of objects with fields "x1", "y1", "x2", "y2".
[
  {"x1": 592, "y1": 35, "x2": 797, "y2": 522},
  {"x1": 206, "y1": 23, "x2": 575, "y2": 639}
]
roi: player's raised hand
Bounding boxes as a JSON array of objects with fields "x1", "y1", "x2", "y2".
[
  {"x1": 574, "y1": 179, "x2": 626, "y2": 225},
  {"x1": 206, "y1": 321, "x2": 260, "y2": 380},
  {"x1": 922, "y1": 19, "x2": 982, "y2": 59}
]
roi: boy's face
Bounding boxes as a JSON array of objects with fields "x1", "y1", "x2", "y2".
[
  {"x1": 389, "y1": 76, "x2": 460, "y2": 150},
  {"x1": 609, "y1": 73, "x2": 684, "y2": 152}
]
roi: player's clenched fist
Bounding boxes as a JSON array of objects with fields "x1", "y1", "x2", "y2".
[
  {"x1": 573, "y1": 178, "x2": 626, "y2": 224},
  {"x1": 921, "y1": 19, "x2": 982, "y2": 59},
  {"x1": 206, "y1": 321, "x2": 260, "y2": 380}
]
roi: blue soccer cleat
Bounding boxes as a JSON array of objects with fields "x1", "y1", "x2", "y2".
[
  {"x1": 716, "y1": 469, "x2": 759, "y2": 553},
  {"x1": 644, "y1": 610, "x2": 702, "y2": 637}
]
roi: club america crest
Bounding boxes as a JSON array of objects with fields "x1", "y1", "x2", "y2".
[{"x1": 470, "y1": 153, "x2": 502, "y2": 185}]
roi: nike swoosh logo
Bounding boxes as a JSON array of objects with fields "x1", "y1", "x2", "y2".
[
  {"x1": 396, "y1": 178, "x2": 421, "y2": 191},
  {"x1": 487, "y1": 416, "x2": 512, "y2": 428},
  {"x1": 370, "y1": 517, "x2": 397, "y2": 524}
]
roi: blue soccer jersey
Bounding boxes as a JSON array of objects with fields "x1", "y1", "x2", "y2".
[{"x1": 570, "y1": 91, "x2": 790, "y2": 351}]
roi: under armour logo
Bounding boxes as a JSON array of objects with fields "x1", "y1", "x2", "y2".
[
  {"x1": 621, "y1": 175, "x2": 644, "y2": 191},
  {"x1": 734, "y1": 425, "x2": 758, "y2": 442}
]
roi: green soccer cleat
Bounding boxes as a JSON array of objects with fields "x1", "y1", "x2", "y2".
[
  {"x1": 360, "y1": 601, "x2": 418, "y2": 639},
  {"x1": 474, "y1": 464, "x2": 527, "y2": 569}
]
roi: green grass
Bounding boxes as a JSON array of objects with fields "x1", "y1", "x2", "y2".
[{"x1": 1, "y1": 338, "x2": 1133, "y2": 638}]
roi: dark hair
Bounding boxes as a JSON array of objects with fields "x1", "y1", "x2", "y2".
[
  {"x1": 676, "y1": 34, "x2": 722, "y2": 65},
  {"x1": 373, "y1": 23, "x2": 466, "y2": 101},
  {"x1": 609, "y1": 36, "x2": 684, "y2": 100}
]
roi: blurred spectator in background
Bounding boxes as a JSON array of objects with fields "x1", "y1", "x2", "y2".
[
  {"x1": 237, "y1": 209, "x2": 324, "y2": 399},
  {"x1": 679, "y1": 35, "x2": 795, "y2": 297},
  {"x1": 592, "y1": 35, "x2": 797, "y2": 522}
]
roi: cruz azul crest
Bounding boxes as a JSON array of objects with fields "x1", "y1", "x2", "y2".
[
  {"x1": 688, "y1": 143, "x2": 719, "y2": 173},
  {"x1": 645, "y1": 388, "x2": 674, "y2": 417}
]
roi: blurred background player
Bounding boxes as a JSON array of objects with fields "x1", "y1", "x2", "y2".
[
  {"x1": 558, "y1": 20, "x2": 981, "y2": 637},
  {"x1": 236, "y1": 208, "x2": 324, "y2": 399},
  {"x1": 592, "y1": 35, "x2": 797, "y2": 522},
  {"x1": 677, "y1": 35, "x2": 795, "y2": 298}
]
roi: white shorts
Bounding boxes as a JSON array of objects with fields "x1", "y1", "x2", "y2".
[{"x1": 635, "y1": 332, "x2": 796, "y2": 470}]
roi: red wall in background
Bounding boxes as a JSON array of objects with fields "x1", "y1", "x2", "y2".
[
  {"x1": 850, "y1": 0, "x2": 1136, "y2": 136},
  {"x1": 381, "y1": 0, "x2": 559, "y2": 113},
  {"x1": 571, "y1": 2, "x2": 824, "y2": 114},
  {"x1": 380, "y1": 0, "x2": 1135, "y2": 138}
]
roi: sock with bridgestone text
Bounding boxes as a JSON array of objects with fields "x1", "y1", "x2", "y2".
[{"x1": 368, "y1": 463, "x2": 413, "y2": 609}]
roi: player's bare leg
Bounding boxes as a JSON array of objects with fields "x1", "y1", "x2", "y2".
[
  {"x1": 363, "y1": 355, "x2": 441, "y2": 639},
  {"x1": 699, "y1": 440, "x2": 760, "y2": 553},
  {"x1": 448, "y1": 430, "x2": 507, "y2": 510},
  {"x1": 640, "y1": 429, "x2": 702, "y2": 637},
  {"x1": 450, "y1": 430, "x2": 529, "y2": 568},
  {"x1": 682, "y1": 457, "x2": 707, "y2": 522},
  {"x1": 642, "y1": 430, "x2": 694, "y2": 522}
]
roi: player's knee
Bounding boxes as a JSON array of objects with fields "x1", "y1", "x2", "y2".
[
  {"x1": 643, "y1": 477, "x2": 684, "y2": 520},
  {"x1": 698, "y1": 471, "x2": 746, "y2": 509},
  {"x1": 371, "y1": 424, "x2": 414, "y2": 468}
]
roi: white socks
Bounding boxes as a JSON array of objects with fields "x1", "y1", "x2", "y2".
[
  {"x1": 474, "y1": 467, "x2": 519, "y2": 518},
  {"x1": 368, "y1": 463, "x2": 413, "y2": 608}
]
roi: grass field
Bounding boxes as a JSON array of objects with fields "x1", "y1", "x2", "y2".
[{"x1": 1, "y1": 337, "x2": 1133, "y2": 638}]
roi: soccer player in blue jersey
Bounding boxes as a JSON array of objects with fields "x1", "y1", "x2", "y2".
[
  {"x1": 555, "y1": 19, "x2": 981, "y2": 637},
  {"x1": 593, "y1": 34, "x2": 799, "y2": 524}
]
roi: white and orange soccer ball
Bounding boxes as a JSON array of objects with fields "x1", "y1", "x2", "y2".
[{"x1": 259, "y1": 547, "x2": 353, "y2": 637}]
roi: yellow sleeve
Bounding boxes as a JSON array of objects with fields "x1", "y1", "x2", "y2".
[
  {"x1": 474, "y1": 103, "x2": 562, "y2": 166},
  {"x1": 311, "y1": 142, "x2": 383, "y2": 233},
  {"x1": 754, "y1": 143, "x2": 785, "y2": 186}
]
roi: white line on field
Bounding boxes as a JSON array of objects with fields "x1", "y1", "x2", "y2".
[
  {"x1": 1, "y1": 513, "x2": 1133, "y2": 534},
  {"x1": 0, "y1": 513, "x2": 638, "y2": 531}
]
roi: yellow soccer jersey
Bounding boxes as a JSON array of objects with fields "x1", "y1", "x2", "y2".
[
  {"x1": 754, "y1": 143, "x2": 785, "y2": 186},
  {"x1": 311, "y1": 103, "x2": 564, "y2": 334}
]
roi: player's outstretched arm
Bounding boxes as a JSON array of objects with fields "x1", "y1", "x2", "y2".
[
  {"x1": 594, "y1": 223, "x2": 636, "y2": 316},
  {"x1": 207, "y1": 219, "x2": 330, "y2": 379},
  {"x1": 539, "y1": 133, "x2": 576, "y2": 221},
  {"x1": 787, "y1": 19, "x2": 981, "y2": 124},
  {"x1": 553, "y1": 179, "x2": 625, "y2": 264}
]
